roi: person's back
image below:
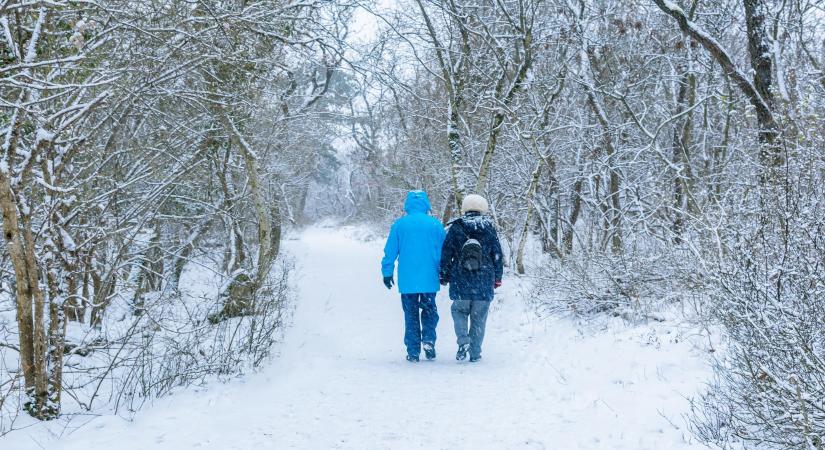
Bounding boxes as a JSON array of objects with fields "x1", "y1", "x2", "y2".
[
  {"x1": 383, "y1": 192, "x2": 444, "y2": 294},
  {"x1": 441, "y1": 212, "x2": 502, "y2": 302},
  {"x1": 381, "y1": 191, "x2": 446, "y2": 362},
  {"x1": 439, "y1": 194, "x2": 503, "y2": 362}
]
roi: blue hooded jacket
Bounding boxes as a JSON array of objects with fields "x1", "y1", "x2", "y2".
[{"x1": 381, "y1": 191, "x2": 446, "y2": 294}]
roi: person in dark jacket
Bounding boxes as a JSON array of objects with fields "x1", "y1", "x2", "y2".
[
  {"x1": 439, "y1": 194, "x2": 503, "y2": 362},
  {"x1": 381, "y1": 191, "x2": 446, "y2": 362}
]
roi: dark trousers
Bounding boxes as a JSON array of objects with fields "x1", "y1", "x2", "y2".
[
  {"x1": 451, "y1": 300, "x2": 490, "y2": 359},
  {"x1": 401, "y1": 293, "x2": 439, "y2": 357}
]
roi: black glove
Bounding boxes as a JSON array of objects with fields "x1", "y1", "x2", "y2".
[
  {"x1": 439, "y1": 274, "x2": 448, "y2": 286},
  {"x1": 383, "y1": 276, "x2": 394, "y2": 290}
]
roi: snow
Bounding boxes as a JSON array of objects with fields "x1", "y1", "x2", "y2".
[
  {"x1": 457, "y1": 213, "x2": 493, "y2": 230},
  {"x1": 24, "y1": 7, "x2": 47, "y2": 64},
  {"x1": 2, "y1": 227, "x2": 709, "y2": 449},
  {"x1": 35, "y1": 128, "x2": 55, "y2": 144}
]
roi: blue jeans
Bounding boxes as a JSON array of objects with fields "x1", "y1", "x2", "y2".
[
  {"x1": 401, "y1": 293, "x2": 439, "y2": 357},
  {"x1": 451, "y1": 300, "x2": 490, "y2": 359}
]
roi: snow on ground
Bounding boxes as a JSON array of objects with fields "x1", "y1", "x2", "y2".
[{"x1": 2, "y1": 226, "x2": 710, "y2": 450}]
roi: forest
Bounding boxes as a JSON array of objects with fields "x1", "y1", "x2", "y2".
[{"x1": 1, "y1": 0, "x2": 824, "y2": 449}]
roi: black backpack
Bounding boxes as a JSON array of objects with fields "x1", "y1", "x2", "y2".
[{"x1": 458, "y1": 221, "x2": 483, "y2": 272}]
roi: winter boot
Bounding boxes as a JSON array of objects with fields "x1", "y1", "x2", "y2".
[
  {"x1": 456, "y1": 344, "x2": 470, "y2": 361},
  {"x1": 406, "y1": 354, "x2": 420, "y2": 363},
  {"x1": 423, "y1": 342, "x2": 436, "y2": 360},
  {"x1": 469, "y1": 355, "x2": 482, "y2": 363}
]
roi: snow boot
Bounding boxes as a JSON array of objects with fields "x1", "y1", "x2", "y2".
[
  {"x1": 456, "y1": 344, "x2": 469, "y2": 361},
  {"x1": 406, "y1": 354, "x2": 420, "y2": 363},
  {"x1": 423, "y1": 342, "x2": 436, "y2": 360},
  {"x1": 469, "y1": 355, "x2": 482, "y2": 363}
]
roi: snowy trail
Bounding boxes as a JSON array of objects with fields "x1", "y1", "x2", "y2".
[{"x1": 8, "y1": 227, "x2": 708, "y2": 450}]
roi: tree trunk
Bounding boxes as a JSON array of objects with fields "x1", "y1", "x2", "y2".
[
  {"x1": 583, "y1": 55, "x2": 623, "y2": 254},
  {"x1": 743, "y1": 0, "x2": 782, "y2": 168},
  {"x1": 64, "y1": 254, "x2": 84, "y2": 322},
  {"x1": 447, "y1": 98, "x2": 466, "y2": 210},
  {"x1": 46, "y1": 265, "x2": 67, "y2": 416},
  {"x1": 562, "y1": 177, "x2": 584, "y2": 255},
  {"x1": 169, "y1": 216, "x2": 215, "y2": 290},
  {"x1": 80, "y1": 253, "x2": 91, "y2": 323},
  {"x1": 0, "y1": 174, "x2": 53, "y2": 417},
  {"x1": 415, "y1": 0, "x2": 468, "y2": 209},
  {"x1": 441, "y1": 192, "x2": 454, "y2": 226},
  {"x1": 607, "y1": 162, "x2": 622, "y2": 255},
  {"x1": 89, "y1": 266, "x2": 115, "y2": 329},
  {"x1": 132, "y1": 221, "x2": 163, "y2": 315},
  {"x1": 0, "y1": 177, "x2": 36, "y2": 389},
  {"x1": 516, "y1": 162, "x2": 543, "y2": 274},
  {"x1": 223, "y1": 112, "x2": 279, "y2": 284},
  {"x1": 672, "y1": 70, "x2": 697, "y2": 242},
  {"x1": 215, "y1": 151, "x2": 246, "y2": 274}
]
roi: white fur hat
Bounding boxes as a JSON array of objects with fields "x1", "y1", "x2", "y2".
[{"x1": 461, "y1": 194, "x2": 489, "y2": 214}]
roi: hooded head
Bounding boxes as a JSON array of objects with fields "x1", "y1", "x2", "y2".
[
  {"x1": 461, "y1": 194, "x2": 489, "y2": 214},
  {"x1": 404, "y1": 190, "x2": 432, "y2": 214}
]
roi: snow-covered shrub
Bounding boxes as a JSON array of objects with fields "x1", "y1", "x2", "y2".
[
  {"x1": 529, "y1": 240, "x2": 698, "y2": 321},
  {"x1": 691, "y1": 179, "x2": 825, "y2": 449},
  {"x1": 71, "y1": 257, "x2": 294, "y2": 415},
  {"x1": 0, "y1": 254, "x2": 293, "y2": 434}
]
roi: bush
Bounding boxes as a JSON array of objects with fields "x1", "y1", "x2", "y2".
[
  {"x1": 691, "y1": 184, "x2": 825, "y2": 449},
  {"x1": 0, "y1": 255, "x2": 294, "y2": 433},
  {"x1": 529, "y1": 244, "x2": 696, "y2": 322}
]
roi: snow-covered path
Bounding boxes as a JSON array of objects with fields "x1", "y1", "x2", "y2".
[{"x1": 7, "y1": 227, "x2": 708, "y2": 450}]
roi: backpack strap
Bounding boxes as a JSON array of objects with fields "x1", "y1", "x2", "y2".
[
  {"x1": 454, "y1": 218, "x2": 473, "y2": 242},
  {"x1": 454, "y1": 219, "x2": 473, "y2": 240}
]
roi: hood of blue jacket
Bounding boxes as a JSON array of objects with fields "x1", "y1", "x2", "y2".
[{"x1": 404, "y1": 191, "x2": 431, "y2": 214}]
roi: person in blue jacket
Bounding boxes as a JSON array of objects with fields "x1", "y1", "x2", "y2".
[
  {"x1": 439, "y1": 194, "x2": 503, "y2": 363},
  {"x1": 381, "y1": 191, "x2": 446, "y2": 362}
]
